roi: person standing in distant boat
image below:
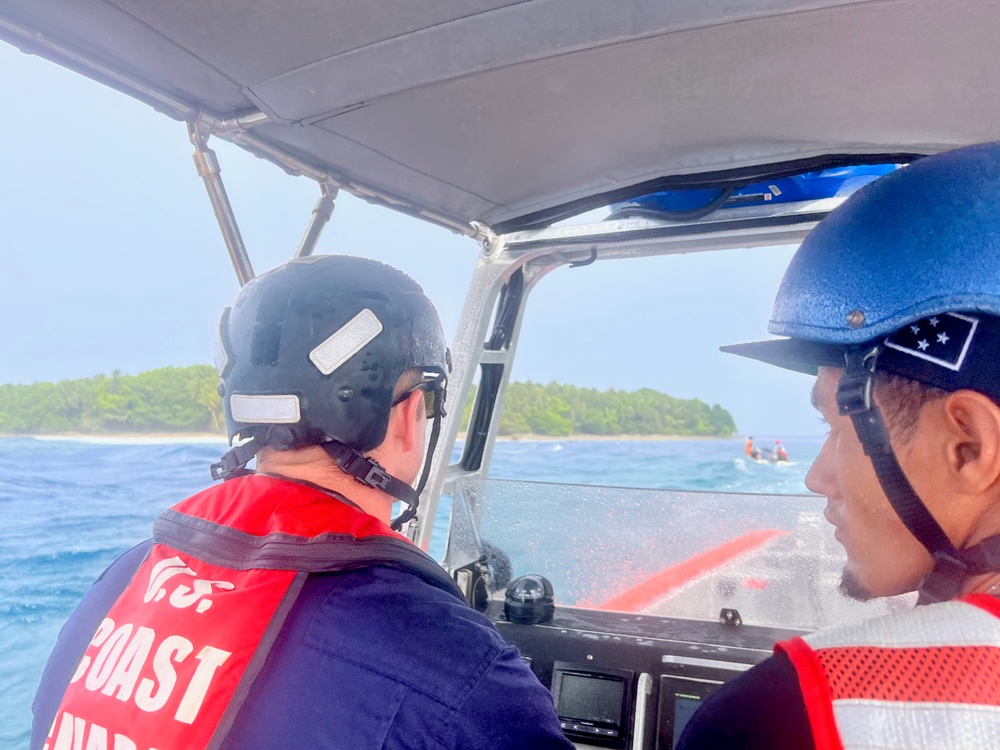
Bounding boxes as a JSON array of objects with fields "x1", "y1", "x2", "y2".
[
  {"x1": 678, "y1": 143, "x2": 1000, "y2": 750},
  {"x1": 744, "y1": 435, "x2": 761, "y2": 460},
  {"x1": 771, "y1": 439, "x2": 788, "y2": 462},
  {"x1": 31, "y1": 256, "x2": 573, "y2": 750}
]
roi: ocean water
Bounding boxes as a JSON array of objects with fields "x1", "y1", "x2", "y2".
[{"x1": 0, "y1": 435, "x2": 822, "y2": 748}]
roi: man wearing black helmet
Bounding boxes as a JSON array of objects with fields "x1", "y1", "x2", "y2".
[
  {"x1": 31, "y1": 256, "x2": 573, "y2": 750},
  {"x1": 678, "y1": 143, "x2": 1000, "y2": 749}
]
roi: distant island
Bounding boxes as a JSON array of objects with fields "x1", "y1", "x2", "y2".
[
  {"x1": 469, "y1": 382, "x2": 735, "y2": 437},
  {"x1": 0, "y1": 366, "x2": 736, "y2": 438},
  {"x1": 0, "y1": 366, "x2": 223, "y2": 435}
]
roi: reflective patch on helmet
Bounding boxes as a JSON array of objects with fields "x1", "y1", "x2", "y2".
[
  {"x1": 884, "y1": 313, "x2": 978, "y2": 372},
  {"x1": 309, "y1": 308, "x2": 383, "y2": 375},
  {"x1": 230, "y1": 394, "x2": 301, "y2": 424},
  {"x1": 214, "y1": 328, "x2": 230, "y2": 376}
]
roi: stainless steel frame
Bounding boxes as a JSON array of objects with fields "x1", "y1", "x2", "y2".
[{"x1": 411, "y1": 197, "x2": 844, "y2": 552}]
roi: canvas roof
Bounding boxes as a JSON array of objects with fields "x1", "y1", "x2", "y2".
[{"x1": 3, "y1": 1, "x2": 998, "y2": 233}]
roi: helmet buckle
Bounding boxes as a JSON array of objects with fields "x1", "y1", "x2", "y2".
[
  {"x1": 837, "y1": 346, "x2": 896, "y2": 456},
  {"x1": 836, "y1": 377, "x2": 871, "y2": 416},
  {"x1": 362, "y1": 463, "x2": 392, "y2": 491},
  {"x1": 336, "y1": 447, "x2": 393, "y2": 491},
  {"x1": 209, "y1": 438, "x2": 260, "y2": 481},
  {"x1": 837, "y1": 346, "x2": 877, "y2": 416}
]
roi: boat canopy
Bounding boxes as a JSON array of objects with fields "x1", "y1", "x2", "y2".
[{"x1": 3, "y1": 1, "x2": 999, "y2": 233}]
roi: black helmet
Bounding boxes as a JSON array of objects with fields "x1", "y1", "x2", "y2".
[
  {"x1": 216, "y1": 255, "x2": 448, "y2": 450},
  {"x1": 211, "y1": 255, "x2": 450, "y2": 529}
]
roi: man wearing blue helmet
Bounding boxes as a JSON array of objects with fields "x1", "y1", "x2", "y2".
[
  {"x1": 31, "y1": 255, "x2": 573, "y2": 750},
  {"x1": 678, "y1": 143, "x2": 1000, "y2": 749}
]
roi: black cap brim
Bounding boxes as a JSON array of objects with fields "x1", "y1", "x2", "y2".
[
  {"x1": 720, "y1": 339, "x2": 846, "y2": 376},
  {"x1": 725, "y1": 314, "x2": 1000, "y2": 403}
]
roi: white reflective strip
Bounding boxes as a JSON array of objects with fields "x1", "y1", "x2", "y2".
[
  {"x1": 805, "y1": 601, "x2": 1000, "y2": 650},
  {"x1": 834, "y1": 700, "x2": 1000, "y2": 750},
  {"x1": 213, "y1": 329, "x2": 229, "y2": 375},
  {"x1": 309, "y1": 309, "x2": 383, "y2": 375},
  {"x1": 229, "y1": 394, "x2": 301, "y2": 424},
  {"x1": 661, "y1": 655, "x2": 752, "y2": 672}
]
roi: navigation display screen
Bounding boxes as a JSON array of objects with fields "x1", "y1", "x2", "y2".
[
  {"x1": 659, "y1": 673, "x2": 737, "y2": 749},
  {"x1": 558, "y1": 674, "x2": 623, "y2": 724},
  {"x1": 672, "y1": 696, "x2": 702, "y2": 745}
]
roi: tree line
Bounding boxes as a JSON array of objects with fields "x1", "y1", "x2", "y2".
[
  {"x1": 464, "y1": 381, "x2": 735, "y2": 437},
  {"x1": 0, "y1": 366, "x2": 222, "y2": 434},
  {"x1": 0, "y1": 366, "x2": 735, "y2": 437}
]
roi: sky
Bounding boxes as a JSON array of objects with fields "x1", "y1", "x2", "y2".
[{"x1": 0, "y1": 43, "x2": 821, "y2": 437}]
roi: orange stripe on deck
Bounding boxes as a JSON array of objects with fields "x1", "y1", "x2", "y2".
[{"x1": 594, "y1": 529, "x2": 787, "y2": 612}]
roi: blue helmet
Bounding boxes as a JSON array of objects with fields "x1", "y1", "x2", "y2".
[
  {"x1": 725, "y1": 142, "x2": 1000, "y2": 604},
  {"x1": 725, "y1": 142, "x2": 1000, "y2": 401}
]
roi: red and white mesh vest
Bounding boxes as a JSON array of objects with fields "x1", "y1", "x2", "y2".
[
  {"x1": 40, "y1": 474, "x2": 429, "y2": 750},
  {"x1": 776, "y1": 595, "x2": 1000, "y2": 750}
]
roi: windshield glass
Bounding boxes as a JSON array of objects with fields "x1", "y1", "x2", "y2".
[
  {"x1": 442, "y1": 442, "x2": 913, "y2": 631},
  {"x1": 441, "y1": 249, "x2": 915, "y2": 630}
]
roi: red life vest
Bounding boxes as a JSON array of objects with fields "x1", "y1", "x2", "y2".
[
  {"x1": 776, "y1": 595, "x2": 1000, "y2": 750},
  {"x1": 41, "y1": 474, "x2": 451, "y2": 750}
]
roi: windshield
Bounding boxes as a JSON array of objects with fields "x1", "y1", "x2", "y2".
[
  {"x1": 438, "y1": 250, "x2": 915, "y2": 630},
  {"x1": 441, "y1": 440, "x2": 913, "y2": 631}
]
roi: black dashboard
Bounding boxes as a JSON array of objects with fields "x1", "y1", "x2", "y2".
[{"x1": 489, "y1": 603, "x2": 804, "y2": 749}]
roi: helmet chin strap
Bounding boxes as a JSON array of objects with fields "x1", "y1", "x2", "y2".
[
  {"x1": 210, "y1": 412, "x2": 445, "y2": 534},
  {"x1": 838, "y1": 346, "x2": 967, "y2": 604},
  {"x1": 394, "y1": 411, "x2": 444, "y2": 531},
  {"x1": 210, "y1": 437, "x2": 260, "y2": 481},
  {"x1": 322, "y1": 410, "x2": 444, "y2": 532}
]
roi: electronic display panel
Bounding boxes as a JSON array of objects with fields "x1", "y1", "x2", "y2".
[
  {"x1": 558, "y1": 673, "x2": 624, "y2": 724},
  {"x1": 657, "y1": 675, "x2": 725, "y2": 750},
  {"x1": 551, "y1": 662, "x2": 633, "y2": 747},
  {"x1": 672, "y1": 695, "x2": 702, "y2": 746}
]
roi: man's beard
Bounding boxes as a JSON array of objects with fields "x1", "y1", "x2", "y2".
[{"x1": 839, "y1": 569, "x2": 875, "y2": 602}]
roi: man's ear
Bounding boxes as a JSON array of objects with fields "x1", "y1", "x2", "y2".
[
  {"x1": 940, "y1": 390, "x2": 1000, "y2": 494},
  {"x1": 389, "y1": 390, "x2": 424, "y2": 453}
]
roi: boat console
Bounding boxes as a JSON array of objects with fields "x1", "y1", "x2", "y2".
[{"x1": 491, "y1": 602, "x2": 793, "y2": 749}]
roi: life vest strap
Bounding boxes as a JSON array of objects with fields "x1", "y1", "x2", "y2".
[{"x1": 153, "y1": 509, "x2": 462, "y2": 597}]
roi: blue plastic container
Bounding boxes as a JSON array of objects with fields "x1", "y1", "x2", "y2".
[{"x1": 609, "y1": 164, "x2": 900, "y2": 219}]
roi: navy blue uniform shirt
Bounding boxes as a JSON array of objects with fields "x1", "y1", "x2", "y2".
[
  {"x1": 675, "y1": 652, "x2": 813, "y2": 750},
  {"x1": 33, "y1": 540, "x2": 574, "y2": 749}
]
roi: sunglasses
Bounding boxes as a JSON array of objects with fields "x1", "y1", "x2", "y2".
[{"x1": 391, "y1": 375, "x2": 447, "y2": 419}]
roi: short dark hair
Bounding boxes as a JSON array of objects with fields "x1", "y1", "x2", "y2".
[{"x1": 875, "y1": 372, "x2": 947, "y2": 444}]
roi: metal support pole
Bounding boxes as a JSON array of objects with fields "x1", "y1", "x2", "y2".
[
  {"x1": 187, "y1": 121, "x2": 255, "y2": 286},
  {"x1": 295, "y1": 183, "x2": 339, "y2": 258}
]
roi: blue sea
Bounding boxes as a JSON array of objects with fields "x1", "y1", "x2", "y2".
[{"x1": 0, "y1": 435, "x2": 822, "y2": 748}]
